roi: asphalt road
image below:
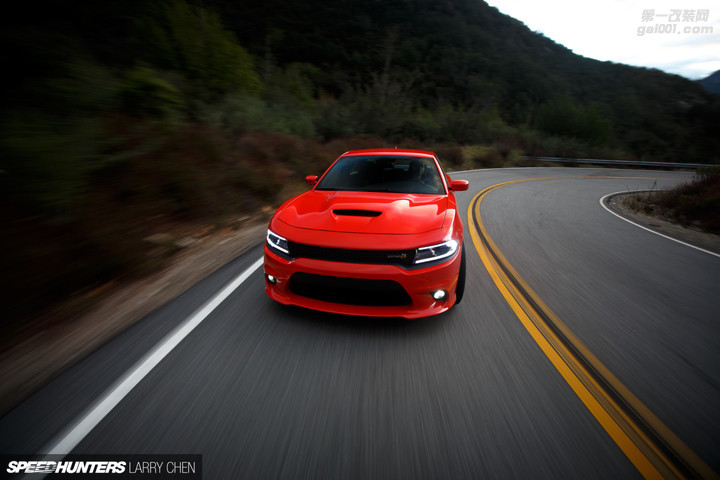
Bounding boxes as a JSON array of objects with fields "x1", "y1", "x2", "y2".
[{"x1": 2, "y1": 168, "x2": 718, "y2": 479}]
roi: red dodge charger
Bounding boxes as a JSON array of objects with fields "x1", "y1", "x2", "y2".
[{"x1": 263, "y1": 148, "x2": 469, "y2": 318}]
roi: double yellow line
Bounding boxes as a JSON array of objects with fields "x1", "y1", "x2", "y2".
[{"x1": 467, "y1": 178, "x2": 717, "y2": 480}]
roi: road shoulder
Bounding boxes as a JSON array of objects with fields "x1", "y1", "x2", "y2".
[
  {"x1": 607, "y1": 192, "x2": 720, "y2": 255},
  {"x1": 0, "y1": 221, "x2": 267, "y2": 416}
]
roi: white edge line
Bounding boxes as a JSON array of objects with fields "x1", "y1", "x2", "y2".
[
  {"x1": 37, "y1": 256, "x2": 265, "y2": 458},
  {"x1": 600, "y1": 192, "x2": 720, "y2": 259}
]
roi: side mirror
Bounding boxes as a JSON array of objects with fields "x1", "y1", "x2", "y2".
[
  {"x1": 450, "y1": 179, "x2": 469, "y2": 191},
  {"x1": 305, "y1": 175, "x2": 318, "y2": 186}
]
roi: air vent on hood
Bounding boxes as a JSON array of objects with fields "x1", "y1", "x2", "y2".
[{"x1": 332, "y1": 209, "x2": 382, "y2": 217}]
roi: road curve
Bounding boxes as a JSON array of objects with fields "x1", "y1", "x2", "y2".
[{"x1": 1, "y1": 168, "x2": 718, "y2": 479}]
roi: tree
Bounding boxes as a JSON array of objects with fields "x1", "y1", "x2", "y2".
[
  {"x1": 142, "y1": 0, "x2": 262, "y2": 97},
  {"x1": 535, "y1": 95, "x2": 612, "y2": 145}
]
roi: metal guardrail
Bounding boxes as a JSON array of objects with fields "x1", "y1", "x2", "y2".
[{"x1": 522, "y1": 156, "x2": 716, "y2": 170}]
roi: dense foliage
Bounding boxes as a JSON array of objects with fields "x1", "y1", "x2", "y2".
[
  {"x1": 198, "y1": 0, "x2": 720, "y2": 160},
  {"x1": 652, "y1": 169, "x2": 720, "y2": 233},
  {"x1": 1, "y1": 0, "x2": 718, "y2": 325}
]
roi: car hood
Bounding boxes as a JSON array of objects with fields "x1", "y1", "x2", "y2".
[{"x1": 277, "y1": 191, "x2": 448, "y2": 234}]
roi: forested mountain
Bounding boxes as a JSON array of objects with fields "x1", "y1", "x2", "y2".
[
  {"x1": 219, "y1": 0, "x2": 718, "y2": 162},
  {"x1": 4, "y1": 0, "x2": 718, "y2": 161},
  {"x1": 699, "y1": 71, "x2": 720, "y2": 94},
  {"x1": 2, "y1": 0, "x2": 718, "y2": 323}
]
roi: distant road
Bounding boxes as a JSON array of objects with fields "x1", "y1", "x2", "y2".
[{"x1": 2, "y1": 168, "x2": 718, "y2": 479}]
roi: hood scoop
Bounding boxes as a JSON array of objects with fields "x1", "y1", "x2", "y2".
[
  {"x1": 333, "y1": 209, "x2": 382, "y2": 217},
  {"x1": 278, "y1": 191, "x2": 447, "y2": 234}
]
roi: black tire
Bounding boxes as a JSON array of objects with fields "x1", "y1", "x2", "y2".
[{"x1": 454, "y1": 244, "x2": 466, "y2": 305}]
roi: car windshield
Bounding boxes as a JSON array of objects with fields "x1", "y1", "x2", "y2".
[{"x1": 315, "y1": 155, "x2": 446, "y2": 195}]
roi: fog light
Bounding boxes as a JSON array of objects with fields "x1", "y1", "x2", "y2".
[
  {"x1": 432, "y1": 290, "x2": 447, "y2": 301},
  {"x1": 267, "y1": 274, "x2": 276, "y2": 284}
]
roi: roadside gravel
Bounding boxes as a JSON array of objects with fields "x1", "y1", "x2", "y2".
[{"x1": 608, "y1": 192, "x2": 720, "y2": 254}]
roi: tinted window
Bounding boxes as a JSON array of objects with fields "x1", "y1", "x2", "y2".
[{"x1": 315, "y1": 156, "x2": 445, "y2": 194}]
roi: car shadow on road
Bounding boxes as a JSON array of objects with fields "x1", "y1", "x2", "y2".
[{"x1": 267, "y1": 301, "x2": 454, "y2": 339}]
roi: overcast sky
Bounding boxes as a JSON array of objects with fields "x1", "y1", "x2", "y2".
[{"x1": 484, "y1": 0, "x2": 720, "y2": 80}]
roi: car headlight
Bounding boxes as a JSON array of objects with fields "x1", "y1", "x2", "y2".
[
  {"x1": 267, "y1": 229, "x2": 290, "y2": 255},
  {"x1": 414, "y1": 239, "x2": 458, "y2": 264}
]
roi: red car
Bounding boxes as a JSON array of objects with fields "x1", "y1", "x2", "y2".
[{"x1": 263, "y1": 148, "x2": 469, "y2": 318}]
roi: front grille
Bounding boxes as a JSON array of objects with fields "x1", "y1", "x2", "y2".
[
  {"x1": 289, "y1": 273, "x2": 412, "y2": 306},
  {"x1": 288, "y1": 242, "x2": 416, "y2": 268}
]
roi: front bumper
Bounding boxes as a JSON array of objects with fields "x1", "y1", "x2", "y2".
[{"x1": 263, "y1": 244, "x2": 462, "y2": 319}]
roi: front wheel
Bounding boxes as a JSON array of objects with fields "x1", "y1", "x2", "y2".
[{"x1": 454, "y1": 244, "x2": 466, "y2": 305}]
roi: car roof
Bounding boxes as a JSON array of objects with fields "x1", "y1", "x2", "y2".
[{"x1": 342, "y1": 148, "x2": 437, "y2": 158}]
